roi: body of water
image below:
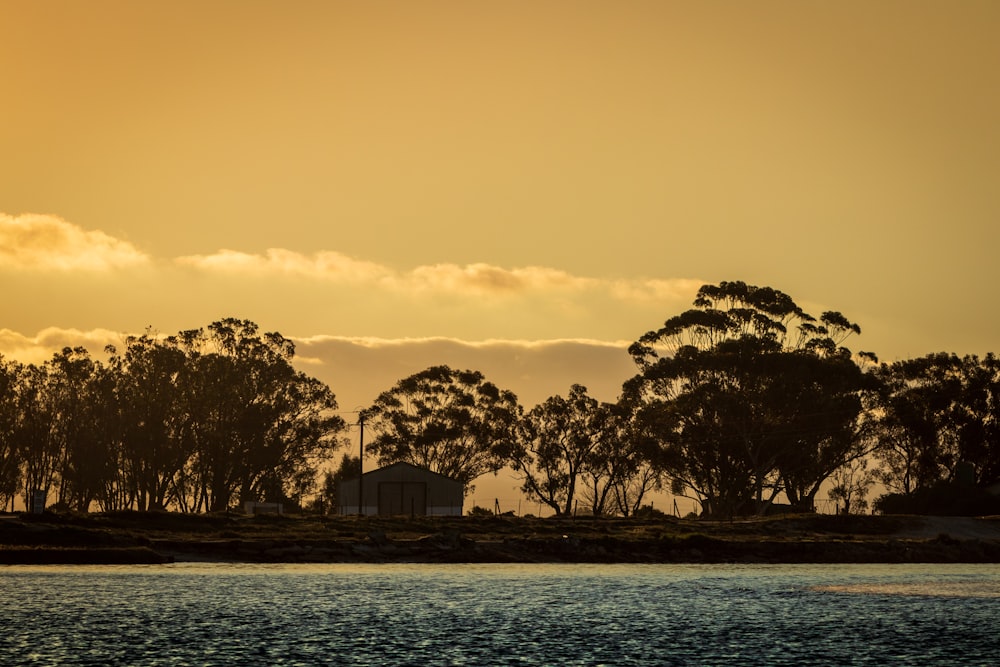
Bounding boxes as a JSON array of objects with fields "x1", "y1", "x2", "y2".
[{"x1": 1, "y1": 562, "x2": 998, "y2": 666}]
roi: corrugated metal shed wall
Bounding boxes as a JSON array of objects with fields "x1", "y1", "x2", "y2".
[{"x1": 338, "y1": 462, "x2": 464, "y2": 516}]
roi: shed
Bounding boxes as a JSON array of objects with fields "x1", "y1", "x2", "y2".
[{"x1": 338, "y1": 462, "x2": 464, "y2": 516}]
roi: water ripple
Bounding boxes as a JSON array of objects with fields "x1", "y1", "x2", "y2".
[{"x1": 1, "y1": 563, "x2": 998, "y2": 665}]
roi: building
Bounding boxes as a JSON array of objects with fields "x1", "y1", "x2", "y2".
[{"x1": 338, "y1": 462, "x2": 464, "y2": 516}]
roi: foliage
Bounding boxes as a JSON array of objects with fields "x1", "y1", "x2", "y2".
[
  {"x1": 827, "y1": 457, "x2": 877, "y2": 515},
  {"x1": 467, "y1": 505, "x2": 496, "y2": 517},
  {"x1": 364, "y1": 365, "x2": 522, "y2": 488},
  {"x1": 626, "y1": 281, "x2": 875, "y2": 517},
  {"x1": 510, "y1": 385, "x2": 611, "y2": 515},
  {"x1": 872, "y1": 353, "x2": 1000, "y2": 495},
  {"x1": 581, "y1": 396, "x2": 663, "y2": 517},
  {"x1": 8, "y1": 294, "x2": 1000, "y2": 520},
  {"x1": 320, "y1": 453, "x2": 361, "y2": 514},
  {"x1": 0, "y1": 355, "x2": 21, "y2": 510},
  {"x1": 874, "y1": 483, "x2": 1000, "y2": 517},
  {"x1": 0, "y1": 319, "x2": 346, "y2": 513},
  {"x1": 172, "y1": 319, "x2": 346, "y2": 511}
]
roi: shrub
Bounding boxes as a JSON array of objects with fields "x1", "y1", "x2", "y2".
[{"x1": 467, "y1": 505, "x2": 495, "y2": 517}]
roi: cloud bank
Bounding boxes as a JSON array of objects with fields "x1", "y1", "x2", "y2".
[
  {"x1": 175, "y1": 248, "x2": 393, "y2": 284},
  {"x1": 5, "y1": 213, "x2": 700, "y2": 304},
  {"x1": 178, "y1": 247, "x2": 698, "y2": 301},
  {"x1": 0, "y1": 328, "x2": 638, "y2": 411},
  {"x1": 292, "y1": 335, "x2": 637, "y2": 410},
  {"x1": 0, "y1": 327, "x2": 125, "y2": 365},
  {"x1": 0, "y1": 214, "x2": 149, "y2": 271}
]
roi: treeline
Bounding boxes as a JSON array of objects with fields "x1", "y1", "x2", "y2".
[
  {"x1": 357, "y1": 282, "x2": 1000, "y2": 518},
  {"x1": 0, "y1": 319, "x2": 345, "y2": 513},
  {"x1": 3, "y1": 283, "x2": 1000, "y2": 517}
]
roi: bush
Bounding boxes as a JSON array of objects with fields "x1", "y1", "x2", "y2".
[
  {"x1": 874, "y1": 483, "x2": 1000, "y2": 516},
  {"x1": 467, "y1": 505, "x2": 495, "y2": 517},
  {"x1": 633, "y1": 504, "x2": 668, "y2": 519}
]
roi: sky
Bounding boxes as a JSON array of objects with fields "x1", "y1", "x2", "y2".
[{"x1": 3, "y1": 1, "x2": 999, "y2": 507}]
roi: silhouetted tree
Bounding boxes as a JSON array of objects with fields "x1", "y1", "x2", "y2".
[
  {"x1": 47, "y1": 347, "x2": 115, "y2": 511},
  {"x1": 179, "y1": 319, "x2": 346, "y2": 511},
  {"x1": 873, "y1": 353, "x2": 1000, "y2": 494},
  {"x1": 627, "y1": 281, "x2": 874, "y2": 517},
  {"x1": 769, "y1": 350, "x2": 880, "y2": 510},
  {"x1": 0, "y1": 356, "x2": 22, "y2": 511},
  {"x1": 510, "y1": 385, "x2": 611, "y2": 515},
  {"x1": 106, "y1": 334, "x2": 192, "y2": 511},
  {"x1": 586, "y1": 397, "x2": 663, "y2": 517},
  {"x1": 365, "y1": 365, "x2": 521, "y2": 489},
  {"x1": 321, "y1": 453, "x2": 361, "y2": 513},
  {"x1": 828, "y1": 456, "x2": 877, "y2": 514},
  {"x1": 15, "y1": 363, "x2": 60, "y2": 511}
]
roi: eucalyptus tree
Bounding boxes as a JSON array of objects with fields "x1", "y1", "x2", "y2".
[
  {"x1": 873, "y1": 353, "x2": 1000, "y2": 493},
  {"x1": 0, "y1": 355, "x2": 22, "y2": 510},
  {"x1": 956, "y1": 353, "x2": 1000, "y2": 483},
  {"x1": 15, "y1": 362, "x2": 60, "y2": 510},
  {"x1": 107, "y1": 334, "x2": 193, "y2": 511},
  {"x1": 321, "y1": 453, "x2": 360, "y2": 513},
  {"x1": 626, "y1": 281, "x2": 874, "y2": 517},
  {"x1": 586, "y1": 397, "x2": 664, "y2": 517},
  {"x1": 828, "y1": 456, "x2": 878, "y2": 514},
  {"x1": 179, "y1": 319, "x2": 346, "y2": 512},
  {"x1": 45, "y1": 346, "x2": 118, "y2": 511},
  {"x1": 364, "y1": 365, "x2": 522, "y2": 488},
  {"x1": 510, "y1": 384, "x2": 611, "y2": 515},
  {"x1": 768, "y1": 349, "x2": 880, "y2": 510}
]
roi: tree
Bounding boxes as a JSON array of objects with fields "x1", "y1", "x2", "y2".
[
  {"x1": 15, "y1": 363, "x2": 61, "y2": 511},
  {"x1": 768, "y1": 350, "x2": 879, "y2": 510},
  {"x1": 46, "y1": 347, "x2": 115, "y2": 511},
  {"x1": 626, "y1": 281, "x2": 874, "y2": 517},
  {"x1": 585, "y1": 397, "x2": 664, "y2": 517},
  {"x1": 0, "y1": 356, "x2": 22, "y2": 511},
  {"x1": 107, "y1": 334, "x2": 192, "y2": 511},
  {"x1": 873, "y1": 353, "x2": 1000, "y2": 494},
  {"x1": 364, "y1": 365, "x2": 522, "y2": 488},
  {"x1": 178, "y1": 319, "x2": 346, "y2": 511},
  {"x1": 510, "y1": 385, "x2": 611, "y2": 515},
  {"x1": 319, "y1": 453, "x2": 361, "y2": 514},
  {"x1": 828, "y1": 456, "x2": 877, "y2": 514}
]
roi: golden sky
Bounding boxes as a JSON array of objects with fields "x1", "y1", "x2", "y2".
[{"x1": 3, "y1": 0, "x2": 1000, "y2": 422}]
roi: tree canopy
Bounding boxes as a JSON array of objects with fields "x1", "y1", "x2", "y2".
[
  {"x1": 0, "y1": 319, "x2": 346, "y2": 513},
  {"x1": 3, "y1": 292, "x2": 1000, "y2": 518},
  {"x1": 626, "y1": 281, "x2": 875, "y2": 517},
  {"x1": 873, "y1": 353, "x2": 1000, "y2": 494},
  {"x1": 364, "y1": 365, "x2": 522, "y2": 488},
  {"x1": 509, "y1": 384, "x2": 611, "y2": 515}
]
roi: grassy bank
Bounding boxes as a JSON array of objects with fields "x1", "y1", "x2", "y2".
[{"x1": 2, "y1": 511, "x2": 999, "y2": 565}]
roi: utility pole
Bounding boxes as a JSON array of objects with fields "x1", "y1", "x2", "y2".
[{"x1": 357, "y1": 411, "x2": 365, "y2": 516}]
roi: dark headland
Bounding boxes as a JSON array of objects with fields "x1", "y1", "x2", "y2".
[{"x1": 3, "y1": 512, "x2": 1000, "y2": 565}]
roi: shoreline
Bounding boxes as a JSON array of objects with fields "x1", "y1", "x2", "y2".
[{"x1": 2, "y1": 512, "x2": 1000, "y2": 565}]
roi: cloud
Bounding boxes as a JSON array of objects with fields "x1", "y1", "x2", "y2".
[
  {"x1": 174, "y1": 247, "x2": 699, "y2": 303},
  {"x1": 0, "y1": 213, "x2": 150, "y2": 271},
  {"x1": 611, "y1": 278, "x2": 706, "y2": 302},
  {"x1": 175, "y1": 248, "x2": 392, "y2": 283},
  {"x1": 290, "y1": 335, "x2": 637, "y2": 409},
  {"x1": 0, "y1": 327, "x2": 124, "y2": 365},
  {"x1": 405, "y1": 263, "x2": 596, "y2": 294},
  {"x1": 0, "y1": 327, "x2": 638, "y2": 409}
]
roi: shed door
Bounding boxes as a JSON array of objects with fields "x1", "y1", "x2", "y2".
[{"x1": 378, "y1": 482, "x2": 427, "y2": 516}]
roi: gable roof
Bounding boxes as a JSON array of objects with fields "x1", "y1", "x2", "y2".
[{"x1": 360, "y1": 461, "x2": 464, "y2": 486}]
